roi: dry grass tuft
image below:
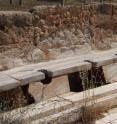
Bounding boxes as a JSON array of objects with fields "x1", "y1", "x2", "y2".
[{"x1": 0, "y1": 88, "x2": 27, "y2": 113}]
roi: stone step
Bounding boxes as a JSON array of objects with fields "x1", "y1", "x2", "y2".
[
  {"x1": 2, "y1": 82, "x2": 117, "y2": 123},
  {"x1": 31, "y1": 93, "x2": 117, "y2": 124},
  {"x1": 96, "y1": 112, "x2": 117, "y2": 124}
]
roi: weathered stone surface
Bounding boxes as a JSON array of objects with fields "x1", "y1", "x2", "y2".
[
  {"x1": 39, "y1": 40, "x2": 52, "y2": 51},
  {"x1": 0, "y1": 56, "x2": 25, "y2": 69},
  {"x1": 29, "y1": 76, "x2": 70, "y2": 102},
  {"x1": 56, "y1": 31, "x2": 65, "y2": 40},
  {"x1": 0, "y1": 11, "x2": 32, "y2": 27},
  {"x1": 92, "y1": 28, "x2": 112, "y2": 50},
  {"x1": 44, "y1": 76, "x2": 70, "y2": 99},
  {"x1": 2, "y1": 82, "x2": 117, "y2": 123},
  {"x1": 96, "y1": 111, "x2": 117, "y2": 124},
  {"x1": 29, "y1": 82, "x2": 44, "y2": 103},
  {"x1": 60, "y1": 47, "x2": 70, "y2": 53},
  {"x1": 0, "y1": 73, "x2": 19, "y2": 92},
  {"x1": 103, "y1": 63, "x2": 117, "y2": 83},
  {"x1": 52, "y1": 37, "x2": 64, "y2": 48},
  {"x1": 27, "y1": 48, "x2": 46, "y2": 62},
  {"x1": 6, "y1": 58, "x2": 25, "y2": 69}
]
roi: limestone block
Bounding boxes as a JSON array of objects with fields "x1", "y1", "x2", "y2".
[
  {"x1": 29, "y1": 76, "x2": 70, "y2": 102},
  {"x1": 44, "y1": 76, "x2": 70, "y2": 99},
  {"x1": 103, "y1": 63, "x2": 117, "y2": 83}
]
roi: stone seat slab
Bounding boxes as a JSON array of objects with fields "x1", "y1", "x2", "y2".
[
  {"x1": 10, "y1": 71, "x2": 45, "y2": 86},
  {"x1": 85, "y1": 54, "x2": 117, "y2": 67},
  {"x1": 0, "y1": 73, "x2": 19, "y2": 92},
  {"x1": 0, "y1": 71, "x2": 45, "y2": 92},
  {"x1": 4, "y1": 49, "x2": 117, "y2": 75},
  {"x1": 1, "y1": 49, "x2": 117, "y2": 92},
  {"x1": 45, "y1": 62, "x2": 91, "y2": 77}
]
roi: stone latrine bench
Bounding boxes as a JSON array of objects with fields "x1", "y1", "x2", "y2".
[
  {"x1": 0, "y1": 49, "x2": 117, "y2": 123},
  {"x1": 0, "y1": 48, "x2": 117, "y2": 105}
]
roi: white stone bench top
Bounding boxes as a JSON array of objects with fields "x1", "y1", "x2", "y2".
[
  {"x1": 0, "y1": 71, "x2": 45, "y2": 92},
  {"x1": 4, "y1": 48, "x2": 117, "y2": 75},
  {"x1": 0, "y1": 73, "x2": 19, "y2": 92}
]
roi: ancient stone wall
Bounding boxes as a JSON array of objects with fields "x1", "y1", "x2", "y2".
[
  {"x1": 0, "y1": 0, "x2": 39, "y2": 10},
  {"x1": 0, "y1": 0, "x2": 60, "y2": 10},
  {"x1": 0, "y1": 4, "x2": 116, "y2": 51},
  {"x1": 0, "y1": 0, "x2": 38, "y2": 6}
]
